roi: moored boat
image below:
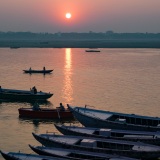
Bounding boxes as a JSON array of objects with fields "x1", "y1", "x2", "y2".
[
  {"x1": 0, "y1": 87, "x2": 53, "y2": 101},
  {"x1": 29, "y1": 145, "x2": 138, "y2": 160},
  {"x1": 54, "y1": 124, "x2": 160, "y2": 146},
  {"x1": 0, "y1": 150, "x2": 69, "y2": 160},
  {"x1": 18, "y1": 103, "x2": 74, "y2": 119},
  {"x1": 32, "y1": 133, "x2": 160, "y2": 159},
  {"x1": 67, "y1": 104, "x2": 160, "y2": 132}
]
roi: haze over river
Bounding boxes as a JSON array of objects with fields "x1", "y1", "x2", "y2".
[{"x1": 0, "y1": 48, "x2": 160, "y2": 159}]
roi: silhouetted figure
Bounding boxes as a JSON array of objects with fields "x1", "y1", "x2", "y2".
[
  {"x1": 0, "y1": 86, "x2": 2, "y2": 92},
  {"x1": 60, "y1": 103, "x2": 65, "y2": 111},
  {"x1": 32, "y1": 86, "x2": 37, "y2": 94},
  {"x1": 29, "y1": 67, "x2": 31, "y2": 71},
  {"x1": 43, "y1": 66, "x2": 46, "y2": 71},
  {"x1": 33, "y1": 102, "x2": 40, "y2": 111}
]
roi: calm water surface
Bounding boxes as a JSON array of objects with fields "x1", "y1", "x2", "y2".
[{"x1": 0, "y1": 48, "x2": 160, "y2": 159}]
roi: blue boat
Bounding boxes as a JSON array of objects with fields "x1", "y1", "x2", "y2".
[
  {"x1": 67, "y1": 104, "x2": 160, "y2": 132},
  {"x1": 54, "y1": 124, "x2": 160, "y2": 146},
  {"x1": 32, "y1": 133, "x2": 160, "y2": 159},
  {"x1": 0, "y1": 150, "x2": 69, "y2": 160},
  {"x1": 0, "y1": 87, "x2": 53, "y2": 101}
]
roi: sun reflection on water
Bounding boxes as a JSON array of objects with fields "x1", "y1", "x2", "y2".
[{"x1": 62, "y1": 48, "x2": 73, "y2": 103}]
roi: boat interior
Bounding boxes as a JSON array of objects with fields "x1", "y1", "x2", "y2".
[
  {"x1": 74, "y1": 139, "x2": 134, "y2": 150},
  {"x1": 107, "y1": 115, "x2": 160, "y2": 126}
]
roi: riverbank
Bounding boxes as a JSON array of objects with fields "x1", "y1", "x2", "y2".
[{"x1": 0, "y1": 39, "x2": 160, "y2": 48}]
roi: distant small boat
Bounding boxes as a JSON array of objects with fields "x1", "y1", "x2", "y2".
[
  {"x1": 85, "y1": 50, "x2": 100, "y2": 52},
  {"x1": 29, "y1": 144, "x2": 138, "y2": 160},
  {"x1": 23, "y1": 69, "x2": 53, "y2": 74},
  {"x1": 0, "y1": 150, "x2": 68, "y2": 160},
  {"x1": 67, "y1": 104, "x2": 160, "y2": 132},
  {"x1": 0, "y1": 87, "x2": 53, "y2": 101},
  {"x1": 55, "y1": 124, "x2": 160, "y2": 146}
]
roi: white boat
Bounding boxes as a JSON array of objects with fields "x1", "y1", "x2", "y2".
[
  {"x1": 32, "y1": 133, "x2": 160, "y2": 159},
  {"x1": 29, "y1": 145, "x2": 138, "y2": 160},
  {"x1": 55, "y1": 124, "x2": 160, "y2": 146},
  {"x1": 0, "y1": 150, "x2": 69, "y2": 160},
  {"x1": 67, "y1": 104, "x2": 160, "y2": 132}
]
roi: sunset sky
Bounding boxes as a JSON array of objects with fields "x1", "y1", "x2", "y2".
[{"x1": 0, "y1": 0, "x2": 160, "y2": 33}]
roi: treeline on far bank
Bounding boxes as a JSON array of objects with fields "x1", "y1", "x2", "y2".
[{"x1": 0, "y1": 31, "x2": 160, "y2": 48}]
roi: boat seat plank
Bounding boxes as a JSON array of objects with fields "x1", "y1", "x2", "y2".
[
  {"x1": 70, "y1": 128, "x2": 95, "y2": 134},
  {"x1": 78, "y1": 109, "x2": 113, "y2": 120},
  {"x1": 43, "y1": 148, "x2": 70, "y2": 156},
  {"x1": 45, "y1": 136, "x2": 80, "y2": 145},
  {"x1": 123, "y1": 135, "x2": 154, "y2": 139},
  {"x1": 132, "y1": 145, "x2": 160, "y2": 151}
]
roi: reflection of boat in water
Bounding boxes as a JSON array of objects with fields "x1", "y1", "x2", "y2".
[
  {"x1": 85, "y1": 50, "x2": 100, "y2": 52},
  {"x1": 0, "y1": 87, "x2": 53, "y2": 101},
  {"x1": 0, "y1": 150, "x2": 69, "y2": 160},
  {"x1": 10, "y1": 46, "x2": 20, "y2": 49},
  {"x1": 68, "y1": 104, "x2": 160, "y2": 132},
  {"x1": 23, "y1": 69, "x2": 53, "y2": 74},
  {"x1": 19, "y1": 116, "x2": 76, "y2": 126}
]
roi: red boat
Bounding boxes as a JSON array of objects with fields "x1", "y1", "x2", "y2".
[{"x1": 18, "y1": 105, "x2": 73, "y2": 119}]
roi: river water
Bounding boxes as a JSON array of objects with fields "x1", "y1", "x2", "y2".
[{"x1": 0, "y1": 48, "x2": 160, "y2": 159}]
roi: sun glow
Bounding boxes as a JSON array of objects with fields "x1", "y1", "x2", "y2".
[{"x1": 65, "y1": 13, "x2": 72, "y2": 19}]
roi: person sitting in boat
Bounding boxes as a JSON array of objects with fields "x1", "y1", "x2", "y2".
[
  {"x1": 33, "y1": 102, "x2": 41, "y2": 111},
  {"x1": 29, "y1": 67, "x2": 31, "y2": 71},
  {"x1": 59, "y1": 103, "x2": 65, "y2": 111},
  {"x1": 56, "y1": 103, "x2": 65, "y2": 111},
  {"x1": 43, "y1": 66, "x2": 46, "y2": 71},
  {"x1": 31, "y1": 86, "x2": 37, "y2": 94}
]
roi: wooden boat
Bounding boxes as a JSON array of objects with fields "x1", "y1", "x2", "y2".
[
  {"x1": 18, "y1": 105, "x2": 74, "y2": 119},
  {"x1": 0, "y1": 150, "x2": 69, "y2": 160},
  {"x1": 23, "y1": 69, "x2": 53, "y2": 74},
  {"x1": 32, "y1": 133, "x2": 160, "y2": 159},
  {"x1": 55, "y1": 124, "x2": 160, "y2": 146},
  {"x1": 0, "y1": 87, "x2": 53, "y2": 101},
  {"x1": 29, "y1": 145, "x2": 138, "y2": 160},
  {"x1": 85, "y1": 50, "x2": 100, "y2": 52},
  {"x1": 67, "y1": 104, "x2": 160, "y2": 132}
]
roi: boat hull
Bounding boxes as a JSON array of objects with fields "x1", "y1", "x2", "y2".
[
  {"x1": 0, "y1": 89, "x2": 53, "y2": 101},
  {"x1": 68, "y1": 105, "x2": 160, "y2": 132},
  {"x1": 0, "y1": 151, "x2": 68, "y2": 160},
  {"x1": 23, "y1": 69, "x2": 53, "y2": 74},
  {"x1": 32, "y1": 133, "x2": 160, "y2": 159},
  {"x1": 55, "y1": 124, "x2": 160, "y2": 146},
  {"x1": 18, "y1": 108, "x2": 74, "y2": 119}
]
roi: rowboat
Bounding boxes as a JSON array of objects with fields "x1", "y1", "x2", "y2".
[
  {"x1": 67, "y1": 104, "x2": 160, "y2": 132},
  {"x1": 23, "y1": 69, "x2": 53, "y2": 74},
  {"x1": 29, "y1": 145, "x2": 138, "y2": 160},
  {"x1": 55, "y1": 124, "x2": 160, "y2": 146},
  {"x1": 18, "y1": 105, "x2": 74, "y2": 119},
  {"x1": 0, "y1": 150, "x2": 69, "y2": 160},
  {"x1": 0, "y1": 87, "x2": 53, "y2": 101},
  {"x1": 32, "y1": 133, "x2": 160, "y2": 159}
]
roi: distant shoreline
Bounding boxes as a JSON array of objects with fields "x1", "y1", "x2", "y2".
[{"x1": 0, "y1": 39, "x2": 160, "y2": 48}]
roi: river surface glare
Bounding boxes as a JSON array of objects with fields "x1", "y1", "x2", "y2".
[{"x1": 0, "y1": 48, "x2": 160, "y2": 159}]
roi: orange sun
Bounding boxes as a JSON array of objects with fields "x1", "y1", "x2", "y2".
[{"x1": 65, "y1": 13, "x2": 72, "y2": 19}]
